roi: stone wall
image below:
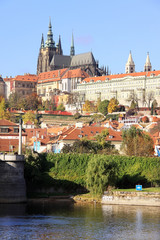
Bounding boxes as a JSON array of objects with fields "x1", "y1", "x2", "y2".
[
  {"x1": 0, "y1": 154, "x2": 26, "y2": 203},
  {"x1": 102, "y1": 191, "x2": 160, "y2": 207}
]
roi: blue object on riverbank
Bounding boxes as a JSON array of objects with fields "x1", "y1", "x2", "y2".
[{"x1": 136, "y1": 185, "x2": 142, "y2": 191}]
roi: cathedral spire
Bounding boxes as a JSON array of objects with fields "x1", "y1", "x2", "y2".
[
  {"x1": 40, "y1": 34, "x2": 44, "y2": 48},
  {"x1": 56, "y1": 35, "x2": 63, "y2": 55},
  {"x1": 144, "y1": 52, "x2": 152, "y2": 72},
  {"x1": 70, "y1": 32, "x2": 75, "y2": 56},
  {"x1": 45, "y1": 17, "x2": 55, "y2": 48},
  {"x1": 125, "y1": 51, "x2": 135, "y2": 73}
]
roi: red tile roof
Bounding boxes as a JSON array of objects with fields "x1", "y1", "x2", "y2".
[
  {"x1": 61, "y1": 68, "x2": 89, "y2": 79},
  {"x1": 37, "y1": 68, "x2": 89, "y2": 84},
  {"x1": 82, "y1": 70, "x2": 160, "y2": 83},
  {"x1": 0, "y1": 119, "x2": 18, "y2": 126},
  {"x1": 61, "y1": 126, "x2": 122, "y2": 142},
  {"x1": 106, "y1": 128, "x2": 122, "y2": 142},
  {"x1": 38, "y1": 68, "x2": 68, "y2": 81},
  {"x1": 3, "y1": 77, "x2": 14, "y2": 82},
  {"x1": 0, "y1": 120, "x2": 26, "y2": 137},
  {"x1": 25, "y1": 128, "x2": 50, "y2": 146},
  {"x1": 14, "y1": 74, "x2": 38, "y2": 82},
  {"x1": 4, "y1": 74, "x2": 38, "y2": 83}
]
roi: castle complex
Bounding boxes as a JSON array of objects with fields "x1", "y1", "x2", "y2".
[
  {"x1": 37, "y1": 19, "x2": 106, "y2": 76},
  {"x1": 75, "y1": 52, "x2": 159, "y2": 107},
  {"x1": 0, "y1": 19, "x2": 160, "y2": 109}
]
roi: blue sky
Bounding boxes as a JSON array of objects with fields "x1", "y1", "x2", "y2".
[{"x1": 0, "y1": 0, "x2": 160, "y2": 77}]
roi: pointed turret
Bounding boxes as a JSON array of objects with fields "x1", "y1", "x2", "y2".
[
  {"x1": 40, "y1": 34, "x2": 44, "y2": 48},
  {"x1": 125, "y1": 51, "x2": 135, "y2": 73},
  {"x1": 144, "y1": 52, "x2": 152, "y2": 72},
  {"x1": 45, "y1": 18, "x2": 55, "y2": 48},
  {"x1": 70, "y1": 33, "x2": 75, "y2": 56},
  {"x1": 56, "y1": 35, "x2": 63, "y2": 55}
]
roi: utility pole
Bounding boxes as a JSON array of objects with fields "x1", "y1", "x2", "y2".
[{"x1": 18, "y1": 118, "x2": 23, "y2": 155}]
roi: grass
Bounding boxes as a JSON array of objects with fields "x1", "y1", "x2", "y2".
[
  {"x1": 112, "y1": 187, "x2": 160, "y2": 193},
  {"x1": 74, "y1": 193, "x2": 102, "y2": 202}
]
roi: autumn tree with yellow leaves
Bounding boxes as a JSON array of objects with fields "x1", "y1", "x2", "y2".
[
  {"x1": 0, "y1": 97, "x2": 10, "y2": 120},
  {"x1": 83, "y1": 100, "x2": 96, "y2": 113},
  {"x1": 108, "y1": 98, "x2": 119, "y2": 113}
]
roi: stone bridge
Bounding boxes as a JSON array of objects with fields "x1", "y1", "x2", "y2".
[{"x1": 0, "y1": 154, "x2": 26, "y2": 203}]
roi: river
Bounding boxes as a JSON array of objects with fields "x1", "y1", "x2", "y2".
[{"x1": 0, "y1": 200, "x2": 160, "y2": 240}]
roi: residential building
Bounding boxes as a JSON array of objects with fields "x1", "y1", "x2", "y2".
[
  {"x1": 25, "y1": 128, "x2": 50, "y2": 153},
  {"x1": 0, "y1": 76, "x2": 5, "y2": 98},
  {"x1": 48, "y1": 125, "x2": 122, "y2": 153},
  {"x1": 37, "y1": 68, "x2": 89, "y2": 102},
  {"x1": 37, "y1": 68, "x2": 67, "y2": 101},
  {"x1": 0, "y1": 119, "x2": 27, "y2": 152},
  {"x1": 4, "y1": 74, "x2": 38, "y2": 98}
]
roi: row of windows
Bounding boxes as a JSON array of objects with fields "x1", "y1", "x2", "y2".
[
  {"x1": 16, "y1": 83, "x2": 35, "y2": 88},
  {"x1": 0, "y1": 128, "x2": 19, "y2": 133}
]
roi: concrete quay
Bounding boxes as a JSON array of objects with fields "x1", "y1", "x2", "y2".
[{"x1": 102, "y1": 191, "x2": 160, "y2": 207}]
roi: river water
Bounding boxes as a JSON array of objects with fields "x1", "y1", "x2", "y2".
[{"x1": 0, "y1": 200, "x2": 160, "y2": 240}]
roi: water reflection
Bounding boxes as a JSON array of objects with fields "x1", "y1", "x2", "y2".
[{"x1": 0, "y1": 201, "x2": 159, "y2": 240}]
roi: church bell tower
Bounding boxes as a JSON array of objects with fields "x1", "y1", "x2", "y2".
[{"x1": 125, "y1": 51, "x2": 135, "y2": 74}]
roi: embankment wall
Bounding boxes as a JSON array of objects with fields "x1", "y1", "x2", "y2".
[{"x1": 102, "y1": 191, "x2": 160, "y2": 206}]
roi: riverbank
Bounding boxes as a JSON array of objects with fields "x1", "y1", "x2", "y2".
[
  {"x1": 102, "y1": 190, "x2": 160, "y2": 206},
  {"x1": 27, "y1": 189, "x2": 160, "y2": 207}
]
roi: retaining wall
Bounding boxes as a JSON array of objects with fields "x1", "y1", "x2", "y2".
[
  {"x1": 102, "y1": 191, "x2": 160, "y2": 206},
  {"x1": 0, "y1": 154, "x2": 26, "y2": 203}
]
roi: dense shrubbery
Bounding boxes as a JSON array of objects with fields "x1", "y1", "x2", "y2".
[{"x1": 25, "y1": 152, "x2": 160, "y2": 195}]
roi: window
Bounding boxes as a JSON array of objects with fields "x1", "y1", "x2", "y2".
[
  {"x1": 14, "y1": 128, "x2": 19, "y2": 133},
  {"x1": 109, "y1": 135, "x2": 113, "y2": 139},
  {"x1": 0, "y1": 128, "x2": 9, "y2": 133}
]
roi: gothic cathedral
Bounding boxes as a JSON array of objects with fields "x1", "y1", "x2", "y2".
[{"x1": 37, "y1": 19, "x2": 106, "y2": 76}]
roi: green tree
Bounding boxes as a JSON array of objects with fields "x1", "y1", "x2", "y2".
[
  {"x1": 22, "y1": 111, "x2": 38, "y2": 125},
  {"x1": 62, "y1": 139, "x2": 101, "y2": 154},
  {"x1": 96, "y1": 98, "x2": 101, "y2": 109},
  {"x1": 95, "y1": 129, "x2": 109, "y2": 148},
  {"x1": 151, "y1": 100, "x2": 158, "y2": 115},
  {"x1": 8, "y1": 92, "x2": 23, "y2": 109},
  {"x1": 98, "y1": 100, "x2": 109, "y2": 116},
  {"x1": 121, "y1": 126, "x2": 154, "y2": 156},
  {"x1": 86, "y1": 155, "x2": 116, "y2": 195},
  {"x1": 130, "y1": 100, "x2": 137, "y2": 109},
  {"x1": 57, "y1": 103, "x2": 65, "y2": 111},
  {"x1": 91, "y1": 113, "x2": 104, "y2": 123}
]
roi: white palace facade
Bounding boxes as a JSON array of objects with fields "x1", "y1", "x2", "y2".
[{"x1": 74, "y1": 52, "x2": 160, "y2": 107}]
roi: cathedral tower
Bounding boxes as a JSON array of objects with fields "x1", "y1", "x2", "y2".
[
  {"x1": 37, "y1": 19, "x2": 63, "y2": 75},
  {"x1": 56, "y1": 35, "x2": 63, "y2": 55},
  {"x1": 125, "y1": 51, "x2": 135, "y2": 74},
  {"x1": 70, "y1": 33, "x2": 75, "y2": 56},
  {"x1": 144, "y1": 52, "x2": 152, "y2": 72}
]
